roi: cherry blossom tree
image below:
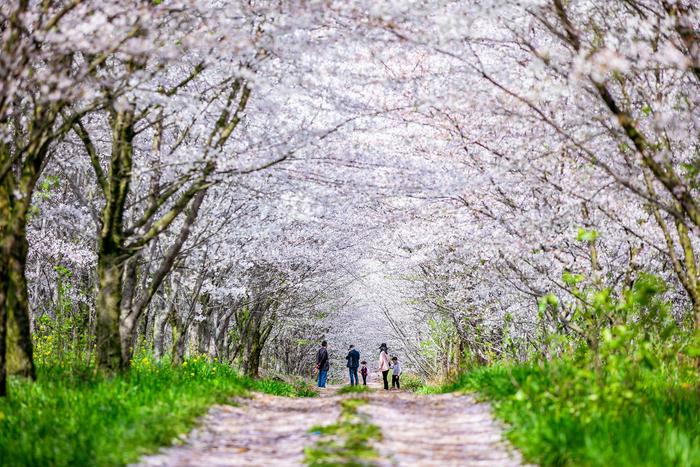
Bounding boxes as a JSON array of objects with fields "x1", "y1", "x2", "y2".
[
  {"x1": 5, "y1": 0, "x2": 700, "y2": 393},
  {"x1": 0, "y1": 0, "x2": 151, "y2": 395}
]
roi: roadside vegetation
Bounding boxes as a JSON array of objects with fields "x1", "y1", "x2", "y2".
[
  {"x1": 425, "y1": 272, "x2": 700, "y2": 466},
  {"x1": 437, "y1": 361, "x2": 700, "y2": 466},
  {"x1": 398, "y1": 373, "x2": 425, "y2": 392},
  {"x1": 0, "y1": 354, "x2": 316, "y2": 467}
]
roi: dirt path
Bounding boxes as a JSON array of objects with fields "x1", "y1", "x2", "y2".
[
  {"x1": 136, "y1": 391, "x2": 341, "y2": 467},
  {"x1": 136, "y1": 385, "x2": 525, "y2": 466},
  {"x1": 362, "y1": 391, "x2": 523, "y2": 466}
]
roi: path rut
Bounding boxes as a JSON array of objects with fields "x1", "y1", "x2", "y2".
[{"x1": 136, "y1": 386, "x2": 525, "y2": 466}]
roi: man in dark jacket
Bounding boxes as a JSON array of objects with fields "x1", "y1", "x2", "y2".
[
  {"x1": 346, "y1": 345, "x2": 360, "y2": 386},
  {"x1": 316, "y1": 340, "x2": 329, "y2": 388}
]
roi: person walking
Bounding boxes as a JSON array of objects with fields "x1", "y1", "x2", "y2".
[
  {"x1": 316, "y1": 340, "x2": 329, "y2": 388},
  {"x1": 346, "y1": 345, "x2": 360, "y2": 386},
  {"x1": 378, "y1": 343, "x2": 391, "y2": 390}
]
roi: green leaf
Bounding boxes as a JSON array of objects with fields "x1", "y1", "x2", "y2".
[
  {"x1": 684, "y1": 345, "x2": 700, "y2": 358},
  {"x1": 576, "y1": 227, "x2": 599, "y2": 242},
  {"x1": 562, "y1": 270, "x2": 584, "y2": 287},
  {"x1": 538, "y1": 293, "x2": 559, "y2": 313}
]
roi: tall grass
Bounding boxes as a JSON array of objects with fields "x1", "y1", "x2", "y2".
[
  {"x1": 0, "y1": 356, "x2": 316, "y2": 466},
  {"x1": 440, "y1": 361, "x2": 700, "y2": 466}
]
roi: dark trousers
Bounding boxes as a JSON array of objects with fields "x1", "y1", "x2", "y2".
[
  {"x1": 362, "y1": 374, "x2": 367, "y2": 385},
  {"x1": 392, "y1": 374, "x2": 400, "y2": 389},
  {"x1": 317, "y1": 370, "x2": 328, "y2": 388},
  {"x1": 349, "y1": 367, "x2": 358, "y2": 386},
  {"x1": 382, "y1": 370, "x2": 389, "y2": 390}
]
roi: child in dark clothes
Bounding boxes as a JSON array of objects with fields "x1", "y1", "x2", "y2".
[{"x1": 360, "y1": 360, "x2": 368, "y2": 385}]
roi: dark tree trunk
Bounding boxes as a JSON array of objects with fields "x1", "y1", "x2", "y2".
[
  {"x1": 173, "y1": 324, "x2": 189, "y2": 365},
  {"x1": 6, "y1": 227, "x2": 36, "y2": 379},
  {"x1": 242, "y1": 323, "x2": 263, "y2": 378},
  {"x1": 0, "y1": 157, "x2": 42, "y2": 394},
  {"x1": 95, "y1": 253, "x2": 125, "y2": 370},
  {"x1": 239, "y1": 302, "x2": 275, "y2": 378},
  {"x1": 0, "y1": 257, "x2": 8, "y2": 397}
]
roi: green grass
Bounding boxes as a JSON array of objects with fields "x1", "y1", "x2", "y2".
[
  {"x1": 0, "y1": 356, "x2": 316, "y2": 466},
  {"x1": 397, "y1": 373, "x2": 424, "y2": 392},
  {"x1": 251, "y1": 377, "x2": 319, "y2": 397},
  {"x1": 438, "y1": 361, "x2": 700, "y2": 466},
  {"x1": 336, "y1": 384, "x2": 372, "y2": 395},
  {"x1": 305, "y1": 397, "x2": 382, "y2": 466}
]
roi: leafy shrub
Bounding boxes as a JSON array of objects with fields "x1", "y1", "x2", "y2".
[
  {"x1": 293, "y1": 379, "x2": 321, "y2": 397},
  {"x1": 33, "y1": 265, "x2": 92, "y2": 369},
  {"x1": 398, "y1": 373, "x2": 424, "y2": 392}
]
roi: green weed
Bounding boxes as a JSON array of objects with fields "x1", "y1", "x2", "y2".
[
  {"x1": 397, "y1": 373, "x2": 424, "y2": 392},
  {"x1": 250, "y1": 377, "x2": 318, "y2": 397},
  {"x1": 305, "y1": 397, "x2": 382, "y2": 466},
  {"x1": 336, "y1": 384, "x2": 372, "y2": 395}
]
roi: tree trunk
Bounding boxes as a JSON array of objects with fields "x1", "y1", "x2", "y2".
[
  {"x1": 215, "y1": 308, "x2": 236, "y2": 360},
  {"x1": 242, "y1": 320, "x2": 263, "y2": 378},
  {"x1": 0, "y1": 169, "x2": 39, "y2": 394},
  {"x1": 118, "y1": 310, "x2": 137, "y2": 366},
  {"x1": 91, "y1": 109, "x2": 133, "y2": 371},
  {"x1": 154, "y1": 277, "x2": 178, "y2": 360},
  {"x1": 197, "y1": 318, "x2": 210, "y2": 355},
  {"x1": 641, "y1": 168, "x2": 700, "y2": 333},
  {"x1": 240, "y1": 302, "x2": 275, "y2": 378},
  {"x1": 153, "y1": 308, "x2": 170, "y2": 360},
  {"x1": 243, "y1": 340, "x2": 263, "y2": 378},
  {"x1": 80, "y1": 77, "x2": 247, "y2": 370},
  {"x1": 172, "y1": 318, "x2": 191, "y2": 365},
  {"x1": 173, "y1": 330, "x2": 187, "y2": 364},
  {"x1": 95, "y1": 254, "x2": 125, "y2": 370},
  {"x1": 0, "y1": 257, "x2": 8, "y2": 397},
  {"x1": 6, "y1": 227, "x2": 35, "y2": 378}
]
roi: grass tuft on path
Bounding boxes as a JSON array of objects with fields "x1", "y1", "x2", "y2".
[
  {"x1": 305, "y1": 397, "x2": 382, "y2": 466},
  {"x1": 433, "y1": 360, "x2": 700, "y2": 467},
  {"x1": 0, "y1": 356, "x2": 317, "y2": 467},
  {"x1": 336, "y1": 384, "x2": 373, "y2": 395}
]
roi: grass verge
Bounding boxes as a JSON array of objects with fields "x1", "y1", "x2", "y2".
[
  {"x1": 435, "y1": 360, "x2": 700, "y2": 466},
  {"x1": 305, "y1": 397, "x2": 382, "y2": 466},
  {"x1": 0, "y1": 356, "x2": 316, "y2": 466}
]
